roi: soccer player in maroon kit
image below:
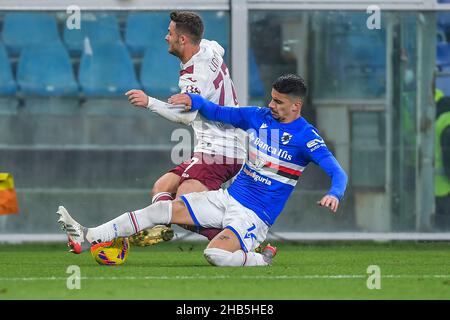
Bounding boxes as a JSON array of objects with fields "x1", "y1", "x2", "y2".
[{"x1": 126, "y1": 11, "x2": 246, "y2": 244}]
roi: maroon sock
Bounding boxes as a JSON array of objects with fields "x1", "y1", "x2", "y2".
[{"x1": 198, "y1": 228, "x2": 222, "y2": 241}]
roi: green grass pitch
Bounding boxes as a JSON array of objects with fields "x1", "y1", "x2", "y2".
[{"x1": 0, "y1": 241, "x2": 450, "y2": 299}]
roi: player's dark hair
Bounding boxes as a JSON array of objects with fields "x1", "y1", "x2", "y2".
[
  {"x1": 272, "y1": 74, "x2": 308, "y2": 100},
  {"x1": 170, "y1": 11, "x2": 204, "y2": 45}
]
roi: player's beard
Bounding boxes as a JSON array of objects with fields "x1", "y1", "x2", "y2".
[
  {"x1": 167, "y1": 43, "x2": 177, "y2": 56},
  {"x1": 168, "y1": 48, "x2": 180, "y2": 58},
  {"x1": 168, "y1": 40, "x2": 182, "y2": 59}
]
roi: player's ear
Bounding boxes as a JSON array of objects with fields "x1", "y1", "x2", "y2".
[
  {"x1": 292, "y1": 97, "x2": 302, "y2": 113},
  {"x1": 179, "y1": 34, "x2": 188, "y2": 45}
]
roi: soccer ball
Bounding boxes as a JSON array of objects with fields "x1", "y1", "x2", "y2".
[{"x1": 90, "y1": 237, "x2": 130, "y2": 266}]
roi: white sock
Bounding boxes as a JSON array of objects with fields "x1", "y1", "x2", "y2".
[
  {"x1": 203, "y1": 248, "x2": 269, "y2": 267},
  {"x1": 86, "y1": 201, "x2": 172, "y2": 243}
]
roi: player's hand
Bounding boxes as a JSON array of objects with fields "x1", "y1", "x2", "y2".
[
  {"x1": 125, "y1": 89, "x2": 149, "y2": 108},
  {"x1": 317, "y1": 195, "x2": 339, "y2": 213},
  {"x1": 168, "y1": 93, "x2": 192, "y2": 111}
]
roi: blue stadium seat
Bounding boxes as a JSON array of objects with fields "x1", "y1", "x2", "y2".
[
  {"x1": 79, "y1": 42, "x2": 141, "y2": 97},
  {"x1": 437, "y1": 43, "x2": 450, "y2": 70},
  {"x1": 249, "y1": 49, "x2": 265, "y2": 98},
  {"x1": 437, "y1": 67, "x2": 450, "y2": 96},
  {"x1": 2, "y1": 13, "x2": 60, "y2": 55},
  {"x1": 17, "y1": 41, "x2": 78, "y2": 96},
  {"x1": 438, "y1": 12, "x2": 450, "y2": 28},
  {"x1": 0, "y1": 42, "x2": 17, "y2": 95},
  {"x1": 438, "y1": 26, "x2": 447, "y2": 43},
  {"x1": 140, "y1": 47, "x2": 180, "y2": 97},
  {"x1": 200, "y1": 11, "x2": 229, "y2": 48},
  {"x1": 125, "y1": 12, "x2": 170, "y2": 56},
  {"x1": 64, "y1": 13, "x2": 121, "y2": 55},
  {"x1": 336, "y1": 34, "x2": 386, "y2": 96},
  {"x1": 345, "y1": 35, "x2": 385, "y2": 67}
]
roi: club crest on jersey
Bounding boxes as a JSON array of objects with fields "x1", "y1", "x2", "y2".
[
  {"x1": 281, "y1": 132, "x2": 293, "y2": 145},
  {"x1": 185, "y1": 85, "x2": 201, "y2": 94}
]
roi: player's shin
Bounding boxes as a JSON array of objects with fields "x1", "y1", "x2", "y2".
[
  {"x1": 203, "y1": 248, "x2": 269, "y2": 267},
  {"x1": 86, "y1": 201, "x2": 172, "y2": 244}
]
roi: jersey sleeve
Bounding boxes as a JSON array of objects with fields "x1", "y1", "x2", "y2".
[
  {"x1": 317, "y1": 155, "x2": 348, "y2": 200},
  {"x1": 300, "y1": 127, "x2": 348, "y2": 200},
  {"x1": 179, "y1": 65, "x2": 209, "y2": 97},
  {"x1": 187, "y1": 93, "x2": 260, "y2": 130},
  {"x1": 300, "y1": 127, "x2": 333, "y2": 164},
  {"x1": 147, "y1": 96, "x2": 197, "y2": 125}
]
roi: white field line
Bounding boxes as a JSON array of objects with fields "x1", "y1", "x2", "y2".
[
  {"x1": 1, "y1": 274, "x2": 450, "y2": 282},
  {"x1": 3, "y1": 232, "x2": 450, "y2": 243}
]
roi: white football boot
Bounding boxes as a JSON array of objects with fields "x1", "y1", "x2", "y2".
[{"x1": 56, "y1": 206, "x2": 91, "y2": 254}]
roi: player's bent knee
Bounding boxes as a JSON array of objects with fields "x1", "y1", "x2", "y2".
[
  {"x1": 203, "y1": 248, "x2": 234, "y2": 267},
  {"x1": 151, "y1": 173, "x2": 180, "y2": 199},
  {"x1": 150, "y1": 182, "x2": 163, "y2": 198}
]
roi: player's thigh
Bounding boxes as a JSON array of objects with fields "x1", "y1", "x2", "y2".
[
  {"x1": 175, "y1": 179, "x2": 209, "y2": 198},
  {"x1": 170, "y1": 200, "x2": 195, "y2": 226},
  {"x1": 221, "y1": 200, "x2": 269, "y2": 252},
  {"x1": 178, "y1": 189, "x2": 227, "y2": 229},
  {"x1": 206, "y1": 228, "x2": 242, "y2": 252},
  {"x1": 175, "y1": 152, "x2": 240, "y2": 198},
  {"x1": 152, "y1": 172, "x2": 180, "y2": 195}
]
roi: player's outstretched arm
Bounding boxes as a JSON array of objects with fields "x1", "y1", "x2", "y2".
[
  {"x1": 168, "y1": 93, "x2": 257, "y2": 130},
  {"x1": 125, "y1": 90, "x2": 197, "y2": 125},
  {"x1": 316, "y1": 155, "x2": 348, "y2": 213}
]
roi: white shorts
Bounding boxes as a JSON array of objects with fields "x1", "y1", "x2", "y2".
[{"x1": 180, "y1": 189, "x2": 269, "y2": 252}]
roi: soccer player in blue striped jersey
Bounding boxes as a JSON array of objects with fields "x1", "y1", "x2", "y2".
[{"x1": 57, "y1": 74, "x2": 348, "y2": 267}]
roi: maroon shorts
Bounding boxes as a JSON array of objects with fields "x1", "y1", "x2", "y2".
[{"x1": 169, "y1": 152, "x2": 244, "y2": 190}]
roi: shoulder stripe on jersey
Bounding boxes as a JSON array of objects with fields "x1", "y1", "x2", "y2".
[{"x1": 180, "y1": 65, "x2": 194, "y2": 76}]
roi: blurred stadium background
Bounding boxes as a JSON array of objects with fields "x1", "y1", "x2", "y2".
[{"x1": 0, "y1": 0, "x2": 449, "y2": 242}]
